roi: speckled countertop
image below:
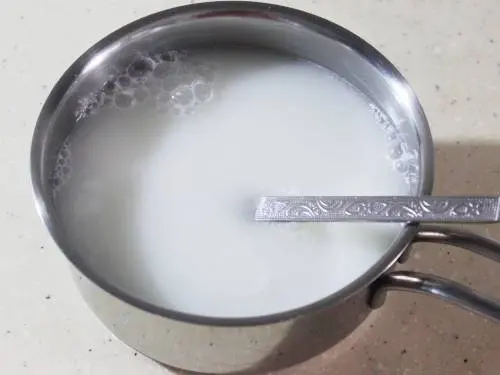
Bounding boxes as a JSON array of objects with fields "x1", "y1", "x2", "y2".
[{"x1": 0, "y1": 1, "x2": 499, "y2": 374}]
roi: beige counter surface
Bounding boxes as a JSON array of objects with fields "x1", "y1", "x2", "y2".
[{"x1": 0, "y1": 1, "x2": 499, "y2": 374}]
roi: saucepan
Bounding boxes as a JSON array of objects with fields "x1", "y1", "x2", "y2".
[{"x1": 30, "y1": 2, "x2": 500, "y2": 374}]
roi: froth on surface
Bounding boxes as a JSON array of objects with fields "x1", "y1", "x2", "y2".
[{"x1": 54, "y1": 48, "x2": 411, "y2": 318}]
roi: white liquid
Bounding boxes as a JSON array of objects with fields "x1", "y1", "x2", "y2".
[{"x1": 56, "y1": 49, "x2": 411, "y2": 318}]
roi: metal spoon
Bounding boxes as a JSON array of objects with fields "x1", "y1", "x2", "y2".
[{"x1": 254, "y1": 196, "x2": 500, "y2": 223}]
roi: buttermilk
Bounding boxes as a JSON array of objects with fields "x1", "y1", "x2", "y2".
[{"x1": 54, "y1": 49, "x2": 410, "y2": 318}]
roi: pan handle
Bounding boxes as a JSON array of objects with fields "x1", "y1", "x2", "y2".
[{"x1": 370, "y1": 225, "x2": 500, "y2": 322}]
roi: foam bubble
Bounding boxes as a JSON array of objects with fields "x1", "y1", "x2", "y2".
[
  {"x1": 114, "y1": 92, "x2": 135, "y2": 108},
  {"x1": 171, "y1": 85, "x2": 195, "y2": 106},
  {"x1": 193, "y1": 80, "x2": 213, "y2": 102},
  {"x1": 368, "y1": 103, "x2": 419, "y2": 187},
  {"x1": 73, "y1": 50, "x2": 217, "y2": 121},
  {"x1": 117, "y1": 75, "x2": 132, "y2": 88},
  {"x1": 128, "y1": 58, "x2": 153, "y2": 78},
  {"x1": 51, "y1": 140, "x2": 72, "y2": 192}
]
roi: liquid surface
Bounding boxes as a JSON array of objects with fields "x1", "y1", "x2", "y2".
[{"x1": 55, "y1": 49, "x2": 411, "y2": 318}]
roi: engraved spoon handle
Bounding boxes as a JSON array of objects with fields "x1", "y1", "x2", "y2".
[{"x1": 254, "y1": 196, "x2": 500, "y2": 223}]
